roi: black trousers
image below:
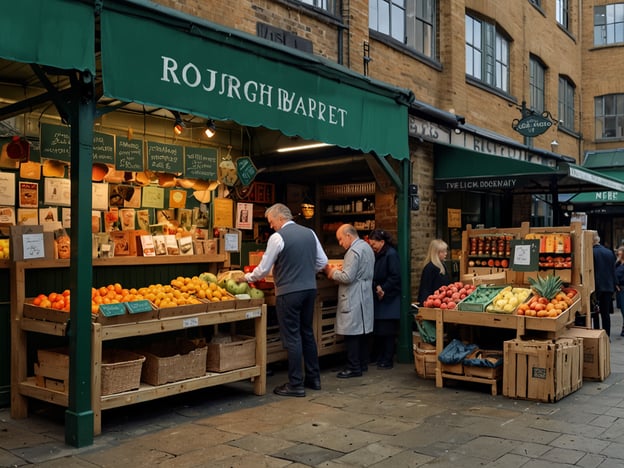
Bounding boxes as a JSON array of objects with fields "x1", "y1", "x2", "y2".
[
  {"x1": 344, "y1": 334, "x2": 370, "y2": 372},
  {"x1": 592, "y1": 291, "x2": 613, "y2": 337}
]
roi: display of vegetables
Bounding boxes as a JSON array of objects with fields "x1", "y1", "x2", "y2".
[
  {"x1": 485, "y1": 286, "x2": 532, "y2": 314},
  {"x1": 422, "y1": 282, "x2": 477, "y2": 310}
]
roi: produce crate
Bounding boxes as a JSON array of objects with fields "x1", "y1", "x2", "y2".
[
  {"x1": 457, "y1": 285, "x2": 505, "y2": 312},
  {"x1": 141, "y1": 339, "x2": 207, "y2": 385},
  {"x1": 503, "y1": 337, "x2": 582, "y2": 402},
  {"x1": 101, "y1": 349, "x2": 145, "y2": 395},
  {"x1": 34, "y1": 347, "x2": 69, "y2": 392},
  {"x1": 523, "y1": 297, "x2": 580, "y2": 333},
  {"x1": 157, "y1": 300, "x2": 208, "y2": 319},
  {"x1": 234, "y1": 297, "x2": 264, "y2": 309},
  {"x1": 206, "y1": 335, "x2": 256, "y2": 372},
  {"x1": 413, "y1": 332, "x2": 436, "y2": 379},
  {"x1": 24, "y1": 301, "x2": 69, "y2": 324},
  {"x1": 560, "y1": 327, "x2": 610, "y2": 381},
  {"x1": 463, "y1": 349, "x2": 503, "y2": 379}
]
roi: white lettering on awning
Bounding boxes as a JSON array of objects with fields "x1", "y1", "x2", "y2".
[{"x1": 161, "y1": 56, "x2": 347, "y2": 128}]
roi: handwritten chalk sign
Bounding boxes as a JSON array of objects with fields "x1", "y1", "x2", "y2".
[
  {"x1": 146, "y1": 141, "x2": 183, "y2": 174},
  {"x1": 236, "y1": 157, "x2": 257, "y2": 186},
  {"x1": 40, "y1": 123, "x2": 71, "y2": 162},
  {"x1": 116, "y1": 136, "x2": 144, "y2": 171},
  {"x1": 184, "y1": 146, "x2": 217, "y2": 179},
  {"x1": 93, "y1": 132, "x2": 115, "y2": 164}
]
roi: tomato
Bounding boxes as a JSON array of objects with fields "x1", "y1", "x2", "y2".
[{"x1": 243, "y1": 265, "x2": 256, "y2": 273}]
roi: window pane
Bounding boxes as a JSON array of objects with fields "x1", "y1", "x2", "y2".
[
  {"x1": 379, "y1": 1, "x2": 390, "y2": 35},
  {"x1": 391, "y1": 3, "x2": 405, "y2": 41}
]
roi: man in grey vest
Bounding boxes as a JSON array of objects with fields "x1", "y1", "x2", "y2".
[{"x1": 242, "y1": 203, "x2": 328, "y2": 397}]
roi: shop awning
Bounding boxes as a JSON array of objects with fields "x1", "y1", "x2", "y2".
[
  {"x1": 100, "y1": 1, "x2": 411, "y2": 159},
  {"x1": 434, "y1": 145, "x2": 624, "y2": 193},
  {"x1": 563, "y1": 152, "x2": 624, "y2": 203},
  {"x1": 0, "y1": 0, "x2": 95, "y2": 73}
]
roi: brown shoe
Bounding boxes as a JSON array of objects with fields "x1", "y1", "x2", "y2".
[{"x1": 273, "y1": 383, "x2": 306, "y2": 397}]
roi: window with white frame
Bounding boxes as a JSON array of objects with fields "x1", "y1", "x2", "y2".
[
  {"x1": 466, "y1": 14, "x2": 510, "y2": 93},
  {"x1": 529, "y1": 56, "x2": 545, "y2": 114},
  {"x1": 369, "y1": 0, "x2": 437, "y2": 59},
  {"x1": 558, "y1": 76, "x2": 575, "y2": 131},
  {"x1": 556, "y1": 0, "x2": 569, "y2": 30},
  {"x1": 594, "y1": 3, "x2": 624, "y2": 46},
  {"x1": 595, "y1": 94, "x2": 624, "y2": 139},
  {"x1": 299, "y1": 0, "x2": 338, "y2": 14}
]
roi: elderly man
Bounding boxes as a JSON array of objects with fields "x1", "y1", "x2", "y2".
[
  {"x1": 325, "y1": 224, "x2": 375, "y2": 378},
  {"x1": 242, "y1": 203, "x2": 328, "y2": 397}
]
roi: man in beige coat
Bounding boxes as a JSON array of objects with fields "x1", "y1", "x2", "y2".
[{"x1": 325, "y1": 224, "x2": 375, "y2": 378}]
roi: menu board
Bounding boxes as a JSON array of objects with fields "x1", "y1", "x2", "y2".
[
  {"x1": 146, "y1": 141, "x2": 183, "y2": 174},
  {"x1": 184, "y1": 146, "x2": 217, "y2": 179},
  {"x1": 40, "y1": 123, "x2": 71, "y2": 162},
  {"x1": 93, "y1": 132, "x2": 115, "y2": 164},
  {"x1": 116, "y1": 136, "x2": 144, "y2": 171}
]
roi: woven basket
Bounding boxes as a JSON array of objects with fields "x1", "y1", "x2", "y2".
[
  {"x1": 141, "y1": 339, "x2": 207, "y2": 386},
  {"x1": 101, "y1": 349, "x2": 145, "y2": 396}
]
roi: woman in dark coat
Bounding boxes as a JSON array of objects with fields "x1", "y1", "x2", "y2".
[
  {"x1": 368, "y1": 229, "x2": 401, "y2": 369},
  {"x1": 417, "y1": 239, "x2": 451, "y2": 305}
]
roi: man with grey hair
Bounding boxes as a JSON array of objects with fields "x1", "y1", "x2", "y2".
[{"x1": 242, "y1": 203, "x2": 328, "y2": 397}]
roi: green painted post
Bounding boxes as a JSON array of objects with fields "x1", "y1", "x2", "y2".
[
  {"x1": 64, "y1": 71, "x2": 95, "y2": 447},
  {"x1": 397, "y1": 158, "x2": 412, "y2": 363}
]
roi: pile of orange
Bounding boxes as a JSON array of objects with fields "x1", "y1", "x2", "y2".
[
  {"x1": 91, "y1": 283, "x2": 144, "y2": 314},
  {"x1": 32, "y1": 289, "x2": 71, "y2": 312}
]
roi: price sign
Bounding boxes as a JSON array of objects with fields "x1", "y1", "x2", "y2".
[
  {"x1": 184, "y1": 146, "x2": 217, "y2": 179},
  {"x1": 236, "y1": 157, "x2": 257, "y2": 187},
  {"x1": 146, "y1": 141, "x2": 183, "y2": 173},
  {"x1": 116, "y1": 136, "x2": 144, "y2": 171},
  {"x1": 40, "y1": 123, "x2": 71, "y2": 162},
  {"x1": 93, "y1": 132, "x2": 115, "y2": 165}
]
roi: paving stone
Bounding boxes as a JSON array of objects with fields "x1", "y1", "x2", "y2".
[
  {"x1": 549, "y1": 433, "x2": 610, "y2": 454},
  {"x1": 330, "y1": 441, "x2": 403, "y2": 466},
  {"x1": 575, "y1": 452, "x2": 609, "y2": 468},
  {"x1": 362, "y1": 448, "x2": 433, "y2": 467},
  {"x1": 540, "y1": 446, "x2": 586, "y2": 464},
  {"x1": 271, "y1": 442, "x2": 343, "y2": 465},
  {"x1": 510, "y1": 441, "x2": 551, "y2": 458},
  {"x1": 485, "y1": 452, "x2": 532, "y2": 467},
  {"x1": 600, "y1": 440, "x2": 624, "y2": 460},
  {"x1": 300, "y1": 426, "x2": 385, "y2": 453},
  {"x1": 0, "y1": 447, "x2": 28, "y2": 467},
  {"x1": 355, "y1": 415, "x2": 421, "y2": 435},
  {"x1": 456, "y1": 435, "x2": 519, "y2": 461},
  {"x1": 228, "y1": 433, "x2": 296, "y2": 454}
]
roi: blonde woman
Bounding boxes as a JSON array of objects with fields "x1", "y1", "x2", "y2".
[{"x1": 417, "y1": 239, "x2": 451, "y2": 305}]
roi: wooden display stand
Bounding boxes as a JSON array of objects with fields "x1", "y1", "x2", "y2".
[
  {"x1": 417, "y1": 222, "x2": 593, "y2": 396},
  {"x1": 10, "y1": 257, "x2": 266, "y2": 436}
]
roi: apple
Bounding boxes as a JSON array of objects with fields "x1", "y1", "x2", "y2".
[
  {"x1": 226, "y1": 278, "x2": 250, "y2": 295},
  {"x1": 249, "y1": 287, "x2": 265, "y2": 299}
]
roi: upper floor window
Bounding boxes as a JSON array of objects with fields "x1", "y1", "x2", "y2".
[
  {"x1": 558, "y1": 76, "x2": 575, "y2": 132},
  {"x1": 369, "y1": 0, "x2": 437, "y2": 59},
  {"x1": 529, "y1": 0, "x2": 542, "y2": 8},
  {"x1": 299, "y1": 0, "x2": 338, "y2": 15},
  {"x1": 556, "y1": 0, "x2": 569, "y2": 30},
  {"x1": 529, "y1": 56, "x2": 545, "y2": 114},
  {"x1": 595, "y1": 94, "x2": 624, "y2": 139},
  {"x1": 594, "y1": 3, "x2": 624, "y2": 46},
  {"x1": 465, "y1": 14, "x2": 510, "y2": 93}
]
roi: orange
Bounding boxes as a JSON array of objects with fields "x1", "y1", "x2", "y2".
[
  {"x1": 114, "y1": 283, "x2": 123, "y2": 293},
  {"x1": 99, "y1": 286, "x2": 108, "y2": 297},
  {"x1": 62, "y1": 289, "x2": 71, "y2": 297},
  {"x1": 48, "y1": 292, "x2": 59, "y2": 302}
]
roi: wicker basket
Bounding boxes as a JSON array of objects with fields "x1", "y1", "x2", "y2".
[
  {"x1": 141, "y1": 339, "x2": 207, "y2": 386},
  {"x1": 101, "y1": 349, "x2": 146, "y2": 396}
]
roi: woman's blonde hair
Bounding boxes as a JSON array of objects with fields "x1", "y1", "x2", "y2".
[{"x1": 424, "y1": 239, "x2": 448, "y2": 274}]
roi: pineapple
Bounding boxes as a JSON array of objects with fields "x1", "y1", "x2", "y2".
[{"x1": 527, "y1": 274, "x2": 563, "y2": 300}]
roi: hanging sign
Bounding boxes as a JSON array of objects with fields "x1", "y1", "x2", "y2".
[
  {"x1": 146, "y1": 141, "x2": 183, "y2": 174},
  {"x1": 236, "y1": 157, "x2": 257, "y2": 187},
  {"x1": 184, "y1": 146, "x2": 217, "y2": 179},
  {"x1": 512, "y1": 113, "x2": 553, "y2": 137},
  {"x1": 116, "y1": 136, "x2": 143, "y2": 171},
  {"x1": 40, "y1": 123, "x2": 71, "y2": 162},
  {"x1": 93, "y1": 132, "x2": 115, "y2": 164}
]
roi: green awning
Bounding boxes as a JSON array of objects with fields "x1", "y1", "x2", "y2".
[
  {"x1": 583, "y1": 149, "x2": 624, "y2": 169},
  {"x1": 434, "y1": 145, "x2": 624, "y2": 193},
  {"x1": 100, "y1": 4, "x2": 410, "y2": 159},
  {"x1": 0, "y1": 0, "x2": 95, "y2": 73},
  {"x1": 566, "y1": 169, "x2": 624, "y2": 203}
]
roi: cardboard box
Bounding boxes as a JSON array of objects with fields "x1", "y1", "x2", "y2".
[
  {"x1": 560, "y1": 327, "x2": 610, "y2": 381},
  {"x1": 206, "y1": 335, "x2": 256, "y2": 372},
  {"x1": 503, "y1": 337, "x2": 582, "y2": 402}
]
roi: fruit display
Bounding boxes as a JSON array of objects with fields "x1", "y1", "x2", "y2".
[
  {"x1": 518, "y1": 275, "x2": 578, "y2": 317},
  {"x1": 422, "y1": 282, "x2": 478, "y2": 310},
  {"x1": 0, "y1": 238, "x2": 9, "y2": 259},
  {"x1": 457, "y1": 285, "x2": 504, "y2": 311},
  {"x1": 32, "y1": 289, "x2": 72, "y2": 312},
  {"x1": 170, "y1": 275, "x2": 234, "y2": 302},
  {"x1": 485, "y1": 286, "x2": 532, "y2": 314}
]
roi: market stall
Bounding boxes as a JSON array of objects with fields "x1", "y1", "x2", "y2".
[{"x1": 414, "y1": 222, "x2": 609, "y2": 402}]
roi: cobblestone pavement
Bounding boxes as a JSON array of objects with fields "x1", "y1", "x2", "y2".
[{"x1": 2, "y1": 311, "x2": 624, "y2": 467}]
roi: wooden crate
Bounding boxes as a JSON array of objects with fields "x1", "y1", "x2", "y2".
[
  {"x1": 206, "y1": 335, "x2": 256, "y2": 372},
  {"x1": 413, "y1": 332, "x2": 437, "y2": 379},
  {"x1": 560, "y1": 327, "x2": 610, "y2": 381},
  {"x1": 463, "y1": 350, "x2": 503, "y2": 379},
  {"x1": 34, "y1": 348, "x2": 69, "y2": 392},
  {"x1": 503, "y1": 337, "x2": 582, "y2": 402},
  {"x1": 141, "y1": 339, "x2": 207, "y2": 385}
]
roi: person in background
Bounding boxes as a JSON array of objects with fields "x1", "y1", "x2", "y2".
[
  {"x1": 368, "y1": 229, "x2": 402, "y2": 369},
  {"x1": 325, "y1": 224, "x2": 375, "y2": 378},
  {"x1": 418, "y1": 239, "x2": 452, "y2": 305},
  {"x1": 241, "y1": 203, "x2": 328, "y2": 397},
  {"x1": 614, "y1": 246, "x2": 624, "y2": 336},
  {"x1": 592, "y1": 233, "x2": 616, "y2": 337}
]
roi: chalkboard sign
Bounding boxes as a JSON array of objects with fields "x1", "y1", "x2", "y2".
[
  {"x1": 184, "y1": 146, "x2": 217, "y2": 179},
  {"x1": 116, "y1": 136, "x2": 144, "y2": 171},
  {"x1": 236, "y1": 157, "x2": 257, "y2": 187},
  {"x1": 146, "y1": 141, "x2": 183, "y2": 174},
  {"x1": 40, "y1": 123, "x2": 71, "y2": 162},
  {"x1": 93, "y1": 132, "x2": 115, "y2": 164}
]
